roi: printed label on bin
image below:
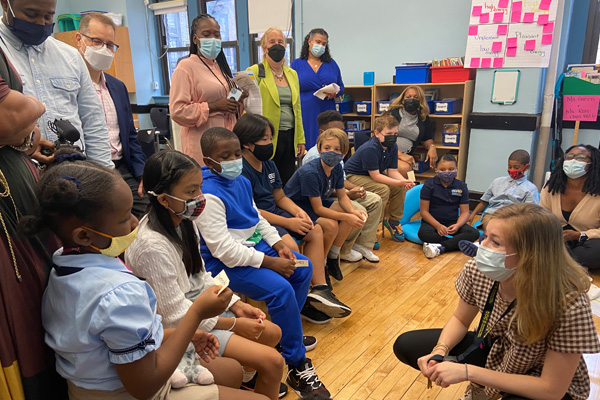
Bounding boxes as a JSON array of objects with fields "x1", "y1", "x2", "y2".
[
  {"x1": 444, "y1": 134, "x2": 458, "y2": 144},
  {"x1": 357, "y1": 104, "x2": 368, "y2": 113},
  {"x1": 436, "y1": 103, "x2": 449, "y2": 113},
  {"x1": 336, "y1": 104, "x2": 340, "y2": 111},
  {"x1": 379, "y1": 103, "x2": 390, "y2": 112}
]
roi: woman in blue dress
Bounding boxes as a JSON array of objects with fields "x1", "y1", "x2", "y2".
[{"x1": 291, "y1": 28, "x2": 344, "y2": 150}]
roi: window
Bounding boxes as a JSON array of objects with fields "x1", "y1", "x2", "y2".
[
  {"x1": 204, "y1": 0, "x2": 239, "y2": 73},
  {"x1": 251, "y1": 30, "x2": 294, "y2": 66},
  {"x1": 157, "y1": 10, "x2": 190, "y2": 93}
]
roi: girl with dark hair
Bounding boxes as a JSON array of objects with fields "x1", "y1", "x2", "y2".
[
  {"x1": 170, "y1": 14, "x2": 246, "y2": 166},
  {"x1": 23, "y1": 160, "x2": 260, "y2": 400},
  {"x1": 126, "y1": 150, "x2": 285, "y2": 400},
  {"x1": 540, "y1": 144, "x2": 600, "y2": 269},
  {"x1": 291, "y1": 28, "x2": 344, "y2": 149}
]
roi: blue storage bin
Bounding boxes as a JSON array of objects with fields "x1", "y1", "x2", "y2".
[
  {"x1": 335, "y1": 100, "x2": 354, "y2": 114},
  {"x1": 426, "y1": 100, "x2": 435, "y2": 114},
  {"x1": 413, "y1": 160, "x2": 431, "y2": 173},
  {"x1": 377, "y1": 101, "x2": 391, "y2": 114},
  {"x1": 433, "y1": 98, "x2": 462, "y2": 115},
  {"x1": 442, "y1": 132, "x2": 460, "y2": 147},
  {"x1": 395, "y1": 65, "x2": 430, "y2": 84},
  {"x1": 355, "y1": 101, "x2": 371, "y2": 115}
]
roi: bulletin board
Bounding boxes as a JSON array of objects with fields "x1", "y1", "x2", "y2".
[{"x1": 465, "y1": 0, "x2": 558, "y2": 68}]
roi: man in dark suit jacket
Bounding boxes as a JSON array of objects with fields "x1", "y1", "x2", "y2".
[{"x1": 75, "y1": 13, "x2": 148, "y2": 217}]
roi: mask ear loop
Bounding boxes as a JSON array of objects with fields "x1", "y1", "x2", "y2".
[
  {"x1": 6, "y1": 0, "x2": 15, "y2": 18},
  {"x1": 81, "y1": 226, "x2": 113, "y2": 252},
  {"x1": 147, "y1": 190, "x2": 184, "y2": 216}
]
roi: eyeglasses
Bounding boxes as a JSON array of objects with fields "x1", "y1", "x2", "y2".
[
  {"x1": 81, "y1": 33, "x2": 119, "y2": 53},
  {"x1": 564, "y1": 154, "x2": 590, "y2": 161}
]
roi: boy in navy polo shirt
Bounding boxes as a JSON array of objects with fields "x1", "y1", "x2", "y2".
[
  {"x1": 419, "y1": 154, "x2": 480, "y2": 258},
  {"x1": 285, "y1": 128, "x2": 368, "y2": 283},
  {"x1": 344, "y1": 113, "x2": 415, "y2": 242}
]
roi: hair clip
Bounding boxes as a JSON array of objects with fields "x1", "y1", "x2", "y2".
[
  {"x1": 55, "y1": 153, "x2": 85, "y2": 164},
  {"x1": 60, "y1": 175, "x2": 83, "y2": 203}
]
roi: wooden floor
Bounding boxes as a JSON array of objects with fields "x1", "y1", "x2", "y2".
[{"x1": 283, "y1": 234, "x2": 600, "y2": 400}]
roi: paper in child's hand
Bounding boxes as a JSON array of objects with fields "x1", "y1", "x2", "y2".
[
  {"x1": 407, "y1": 171, "x2": 416, "y2": 181},
  {"x1": 214, "y1": 270, "x2": 230, "y2": 295},
  {"x1": 295, "y1": 259, "x2": 310, "y2": 267}
]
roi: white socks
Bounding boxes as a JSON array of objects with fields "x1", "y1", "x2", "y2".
[
  {"x1": 242, "y1": 369, "x2": 257, "y2": 383},
  {"x1": 327, "y1": 244, "x2": 341, "y2": 259}
]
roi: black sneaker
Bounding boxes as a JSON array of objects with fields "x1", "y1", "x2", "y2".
[
  {"x1": 306, "y1": 285, "x2": 351, "y2": 318},
  {"x1": 458, "y1": 240, "x2": 479, "y2": 258},
  {"x1": 276, "y1": 335, "x2": 317, "y2": 353},
  {"x1": 241, "y1": 373, "x2": 289, "y2": 398},
  {"x1": 326, "y1": 256, "x2": 343, "y2": 281},
  {"x1": 286, "y1": 358, "x2": 331, "y2": 399},
  {"x1": 301, "y1": 303, "x2": 332, "y2": 325},
  {"x1": 323, "y1": 264, "x2": 333, "y2": 289}
]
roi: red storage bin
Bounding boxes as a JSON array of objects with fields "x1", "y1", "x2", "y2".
[{"x1": 430, "y1": 66, "x2": 475, "y2": 83}]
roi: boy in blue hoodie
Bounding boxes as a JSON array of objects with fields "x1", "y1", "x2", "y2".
[{"x1": 196, "y1": 127, "x2": 331, "y2": 399}]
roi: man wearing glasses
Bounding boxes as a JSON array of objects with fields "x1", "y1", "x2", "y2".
[
  {"x1": 0, "y1": 0, "x2": 112, "y2": 167},
  {"x1": 76, "y1": 13, "x2": 148, "y2": 218}
]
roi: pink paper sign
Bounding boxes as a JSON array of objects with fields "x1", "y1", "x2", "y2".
[
  {"x1": 492, "y1": 41, "x2": 503, "y2": 52},
  {"x1": 506, "y1": 47, "x2": 517, "y2": 57},
  {"x1": 481, "y1": 58, "x2": 492, "y2": 68},
  {"x1": 513, "y1": 1, "x2": 523, "y2": 11},
  {"x1": 563, "y1": 95, "x2": 600, "y2": 121},
  {"x1": 538, "y1": 14, "x2": 549, "y2": 24},
  {"x1": 472, "y1": 5, "x2": 482, "y2": 16},
  {"x1": 480, "y1": 13, "x2": 490, "y2": 23},
  {"x1": 507, "y1": 37, "x2": 518, "y2": 48},
  {"x1": 498, "y1": 0, "x2": 509, "y2": 7},
  {"x1": 524, "y1": 39, "x2": 536, "y2": 50},
  {"x1": 543, "y1": 21, "x2": 555, "y2": 33},
  {"x1": 470, "y1": 58, "x2": 481, "y2": 68},
  {"x1": 493, "y1": 58, "x2": 504, "y2": 68},
  {"x1": 511, "y1": 11, "x2": 522, "y2": 23},
  {"x1": 497, "y1": 24, "x2": 508, "y2": 35},
  {"x1": 493, "y1": 12, "x2": 504, "y2": 22},
  {"x1": 542, "y1": 33, "x2": 553, "y2": 45},
  {"x1": 539, "y1": 0, "x2": 551, "y2": 10},
  {"x1": 468, "y1": 25, "x2": 479, "y2": 35},
  {"x1": 523, "y1": 12, "x2": 534, "y2": 23}
]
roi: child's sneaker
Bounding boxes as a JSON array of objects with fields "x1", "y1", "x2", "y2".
[
  {"x1": 326, "y1": 256, "x2": 343, "y2": 281},
  {"x1": 306, "y1": 285, "x2": 352, "y2": 318},
  {"x1": 241, "y1": 373, "x2": 289, "y2": 398},
  {"x1": 286, "y1": 358, "x2": 331, "y2": 399},
  {"x1": 423, "y1": 242, "x2": 442, "y2": 259},
  {"x1": 459, "y1": 240, "x2": 480, "y2": 257},
  {"x1": 383, "y1": 218, "x2": 405, "y2": 242},
  {"x1": 373, "y1": 240, "x2": 380, "y2": 250},
  {"x1": 460, "y1": 383, "x2": 498, "y2": 400},
  {"x1": 352, "y1": 243, "x2": 379, "y2": 263},
  {"x1": 340, "y1": 249, "x2": 362, "y2": 262},
  {"x1": 303, "y1": 335, "x2": 317, "y2": 352},
  {"x1": 301, "y1": 303, "x2": 332, "y2": 324}
]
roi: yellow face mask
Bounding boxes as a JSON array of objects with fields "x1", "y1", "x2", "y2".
[{"x1": 82, "y1": 226, "x2": 138, "y2": 257}]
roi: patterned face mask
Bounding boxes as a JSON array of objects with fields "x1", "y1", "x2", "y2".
[{"x1": 149, "y1": 192, "x2": 207, "y2": 220}]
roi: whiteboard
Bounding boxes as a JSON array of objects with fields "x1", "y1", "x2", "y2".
[{"x1": 491, "y1": 70, "x2": 520, "y2": 104}]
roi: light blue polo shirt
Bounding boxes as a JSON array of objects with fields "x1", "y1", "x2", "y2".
[{"x1": 42, "y1": 249, "x2": 163, "y2": 391}]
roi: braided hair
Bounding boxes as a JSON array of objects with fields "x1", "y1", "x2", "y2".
[
  {"x1": 299, "y1": 28, "x2": 332, "y2": 63},
  {"x1": 544, "y1": 144, "x2": 600, "y2": 196},
  {"x1": 189, "y1": 14, "x2": 234, "y2": 87}
]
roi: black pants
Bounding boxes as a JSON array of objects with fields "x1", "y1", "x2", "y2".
[
  {"x1": 393, "y1": 329, "x2": 573, "y2": 400},
  {"x1": 114, "y1": 160, "x2": 148, "y2": 219},
  {"x1": 418, "y1": 220, "x2": 480, "y2": 251},
  {"x1": 566, "y1": 238, "x2": 600, "y2": 270},
  {"x1": 273, "y1": 128, "x2": 296, "y2": 186}
]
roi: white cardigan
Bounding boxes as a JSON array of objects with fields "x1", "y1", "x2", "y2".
[{"x1": 125, "y1": 216, "x2": 240, "y2": 330}]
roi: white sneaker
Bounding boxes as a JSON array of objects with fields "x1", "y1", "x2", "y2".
[
  {"x1": 340, "y1": 249, "x2": 363, "y2": 262},
  {"x1": 588, "y1": 282, "x2": 600, "y2": 300},
  {"x1": 423, "y1": 242, "x2": 441, "y2": 259},
  {"x1": 352, "y1": 243, "x2": 379, "y2": 263},
  {"x1": 460, "y1": 383, "x2": 497, "y2": 400}
]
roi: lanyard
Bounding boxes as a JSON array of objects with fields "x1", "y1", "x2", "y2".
[{"x1": 198, "y1": 56, "x2": 234, "y2": 93}]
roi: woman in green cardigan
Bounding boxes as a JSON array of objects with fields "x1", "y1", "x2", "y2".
[{"x1": 247, "y1": 27, "x2": 305, "y2": 184}]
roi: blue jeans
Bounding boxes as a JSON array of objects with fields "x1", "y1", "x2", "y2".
[{"x1": 204, "y1": 240, "x2": 312, "y2": 367}]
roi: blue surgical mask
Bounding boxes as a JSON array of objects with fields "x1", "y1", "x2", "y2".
[
  {"x1": 198, "y1": 38, "x2": 221, "y2": 60},
  {"x1": 208, "y1": 157, "x2": 243, "y2": 180},
  {"x1": 320, "y1": 151, "x2": 344, "y2": 167},
  {"x1": 311, "y1": 43, "x2": 326, "y2": 58},
  {"x1": 436, "y1": 171, "x2": 457, "y2": 183},
  {"x1": 6, "y1": 1, "x2": 54, "y2": 46},
  {"x1": 475, "y1": 245, "x2": 517, "y2": 282},
  {"x1": 562, "y1": 159, "x2": 589, "y2": 179}
]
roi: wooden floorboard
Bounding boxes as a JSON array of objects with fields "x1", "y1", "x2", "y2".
[{"x1": 280, "y1": 233, "x2": 600, "y2": 399}]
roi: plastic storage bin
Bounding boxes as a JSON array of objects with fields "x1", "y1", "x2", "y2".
[
  {"x1": 426, "y1": 100, "x2": 435, "y2": 114},
  {"x1": 57, "y1": 14, "x2": 82, "y2": 32},
  {"x1": 346, "y1": 120, "x2": 370, "y2": 131},
  {"x1": 433, "y1": 98, "x2": 463, "y2": 115},
  {"x1": 430, "y1": 66, "x2": 475, "y2": 83},
  {"x1": 377, "y1": 101, "x2": 392, "y2": 114},
  {"x1": 355, "y1": 101, "x2": 372, "y2": 115},
  {"x1": 335, "y1": 100, "x2": 354, "y2": 114},
  {"x1": 395, "y1": 65, "x2": 430, "y2": 84},
  {"x1": 413, "y1": 160, "x2": 431, "y2": 173},
  {"x1": 442, "y1": 132, "x2": 460, "y2": 147}
]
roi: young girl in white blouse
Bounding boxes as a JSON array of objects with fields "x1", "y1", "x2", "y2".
[{"x1": 126, "y1": 150, "x2": 284, "y2": 400}]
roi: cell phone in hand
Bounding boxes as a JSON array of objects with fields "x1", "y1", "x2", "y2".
[{"x1": 228, "y1": 88, "x2": 243, "y2": 102}]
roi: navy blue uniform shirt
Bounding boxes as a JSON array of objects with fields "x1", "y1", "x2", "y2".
[
  {"x1": 344, "y1": 136, "x2": 398, "y2": 176},
  {"x1": 421, "y1": 176, "x2": 470, "y2": 226},
  {"x1": 241, "y1": 158, "x2": 282, "y2": 214},
  {"x1": 284, "y1": 158, "x2": 344, "y2": 207}
]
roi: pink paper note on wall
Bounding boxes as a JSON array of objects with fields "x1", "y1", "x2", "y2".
[
  {"x1": 538, "y1": 14, "x2": 549, "y2": 24},
  {"x1": 523, "y1": 12, "x2": 534, "y2": 23},
  {"x1": 472, "y1": 5, "x2": 482, "y2": 16},
  {"x1": 470, "y1": 58, "x2": 481, "y2": 68},
  {"x1": 480, "y1": 13, "x2": 490, "y2": 23},
  {"x1": 511, "y1": 11, "x2": 522, "y2": 23},
  {"x1": 468, "y1": 26, "x2": 479, "y2": 35},
  {"x1": 506, "y1": 47, "x2": 517, "y2": 57},
  {"x1": 492, "y1": 41, "x2": 503, "y2": 52},
  {"x1": 543, "y1": 22, "x2": 555, "y2": 33},
  {"x1": 493, "y1": 58, "x2": 504, "y2": 68},
  {"x1": 524, "y1": 39, "x2": 536, "y2": 50},
  {"x1": 507, "y1": 37, "x2": 518, "y2": 48},
  {"x1": 539, "y1": 0, "x2": 551, "y2": 10},
  {"x1": 498, "y1": 0, "x2": 509, "y2": 7},
  {"x1": 481, "y1": 58, "x2": 492, "y2": 68},
  {"x1": 542, "y1": 33, "x2": 553, "y2": 45},
  {"x1": 497, "y1": 24, "x2": 508, "y2": 35},
  {"x1": 493, "y1": 12, "x2": 504, "y2": 22},
  {"x1": 513, "y1": 1, "x2": 523, "y2": 11}
]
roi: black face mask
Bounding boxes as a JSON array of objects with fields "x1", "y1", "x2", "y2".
[
  {"x1": 382, "y1": 134, "x2": 397, "y2": 148},
  {"x1": 403, "y1": 98, "x2": 420, "y2": 113},
  {"x1": 251, "y1": 143, "x2": 274, "y2": 162},
  {"x1": 267, "y1": 44, "x2": 286, "y2": 63}
]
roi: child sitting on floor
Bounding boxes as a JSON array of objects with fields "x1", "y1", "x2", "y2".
[
  {"x1": 233, "y1": 113, "x2": 351, "y2": 325},
  {"x1": 196, "y1": 127, "x2": 331, "y2": 399},
  {"x1": 419, "y1": 154, "x2": 480, "y2": 258},
  {"x1": 284, "y1": 128, "x2": 368, "y2": 283}
]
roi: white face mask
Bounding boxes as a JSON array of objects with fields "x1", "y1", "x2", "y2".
[
  {"x1": 475, "y1": 245, "x2": 517, "y2": 282},
  {"x1": 83, "y1": 45, "x2": 114, "y2": 71}
]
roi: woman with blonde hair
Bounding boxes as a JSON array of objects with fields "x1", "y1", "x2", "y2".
[
  {"x1": 388, "y1": 85, "x2": 437, "y2": 177},
  {"x1": 247, "y1": 28, "x2": 305, "y2": 185},
  {"x1": 393, "y1": 203, "x2": 600, "y2": 400}
]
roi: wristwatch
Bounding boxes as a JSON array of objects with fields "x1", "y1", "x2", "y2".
[{"x1": 579, "y1": 232, "x2": 588, "y2": 243}]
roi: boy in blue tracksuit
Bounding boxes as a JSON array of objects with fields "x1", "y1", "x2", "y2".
[{"x1": 196, "y1": 127, "x2": 331, "y2": 399}]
